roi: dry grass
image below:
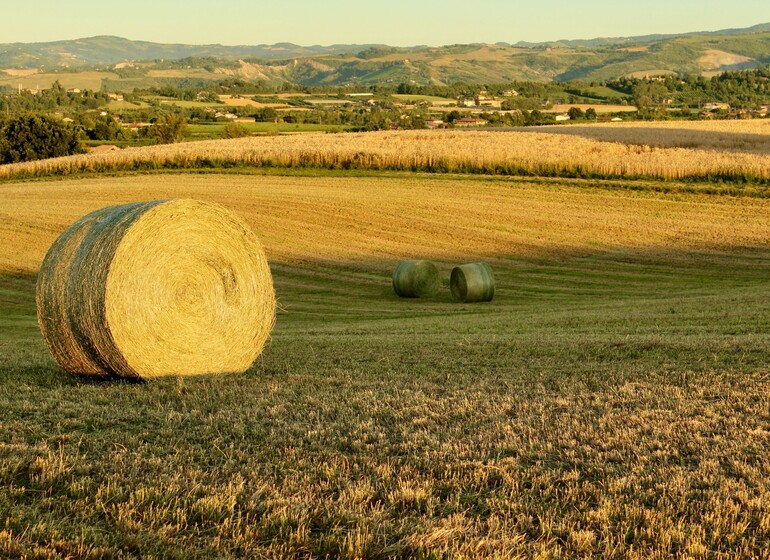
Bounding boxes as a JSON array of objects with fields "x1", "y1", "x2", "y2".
[
  {"x1": 522, "y1": 120, "x2": 770, "y2": 155},
  {"x1": 218, "y1": 95, "x2": 287, "y2": 108},
  {"x1": 2, "y1": 122, "x2": 770, "y2": 183},
  {"x1": 2, "y1": 172, "x2": 770, "y2": 557},
  {"x1": 547, "y1": 104, "x2": 637, "y2": 114},
  {"x1": 3, "y1": 173, "x2": 770, "y2": 275},
  {"x1": 0, "y1": 71, "x2": 118, "y2": 91}
]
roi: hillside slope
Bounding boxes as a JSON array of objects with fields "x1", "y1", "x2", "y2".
[{"x1": 1, "y1": 25, "x2": 769, "y2": 87}]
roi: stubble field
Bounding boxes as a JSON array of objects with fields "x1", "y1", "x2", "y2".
[{"x1": 1, "y1": 169, "x2": 770, "y2": 558}]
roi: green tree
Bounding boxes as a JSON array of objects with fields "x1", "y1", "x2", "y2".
[
  {"x1": 444, "y1": 110, "x2": 462, "y2": 124},
  {"x1": 221, "y1": 122, "x2": 251, "y2": 139},
  {"x1": 143, "y1": 114, "x2": 187, "y2": 144},
  {"x1": 254, "y1": 108, "x2": 278, "y2": 122},
  {"x1": 0, "y1": 114, "x2": 84, "y2": 164},
  {"x1": 567, "y1": 107, "x2": 585, "y2": 120},
  {"x1": 585, "y1": 108, "x2": 597, "y2": 120},
  {"x1": 88, "y1": 115, "x2": 123, "y2": 141}
]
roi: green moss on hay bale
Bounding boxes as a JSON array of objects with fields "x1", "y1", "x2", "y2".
[
  {"x1": 392, "y1": 260, "x2": 441, "y2": 298},
  {"x1": 36, "y1": 199, "x2": 275, "y2": 380},
  {"x1": 450, "y1": 262, "x2": 495, "y2": 303}
]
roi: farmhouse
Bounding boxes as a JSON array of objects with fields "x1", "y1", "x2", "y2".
[
  {"x1": 215, "y1": 111, "x2": 238, "y2": 120},
  {"x1": 455, "y1": 117, "x2": 488, "y2": 127},
  {"x1": 120, "y1": 122, "x2": 151, "y2": 130},
  {"x1": 555, "y1": 114, "x2": 570, "y2": 121},
  {"x1": 88, "y1": 145, "x2": 120, "y2": 154}
]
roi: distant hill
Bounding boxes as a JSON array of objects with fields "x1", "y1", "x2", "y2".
[
  {"x1": 0, "y1": 36, "x2": 385, "y2": 68},
  {"x1": 1, "y1": 24, "x2": 769, "y2": 90}
]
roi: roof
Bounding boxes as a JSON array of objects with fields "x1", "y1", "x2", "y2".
[{"x1": 89, "y1": 145, "x2": 120, "y2": 153}]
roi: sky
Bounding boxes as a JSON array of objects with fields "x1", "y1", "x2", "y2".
[{"x1": 3, "y1": 0, "x2": 770, "y2": 46}]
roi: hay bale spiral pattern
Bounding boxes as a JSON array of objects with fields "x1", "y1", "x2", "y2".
[
  {"x1": 450, "y1": 262, "x2": 495, "y2": 303},
  {"x1": 36, "y1": 199, "x2": 275, "y2": 379},
  {"x1": 392, "y1": 260, "x2": 441, "y2": 298}
]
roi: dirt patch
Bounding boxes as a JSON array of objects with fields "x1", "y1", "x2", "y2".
[
  {"x1": 696, "y1": 49, "x2": 753, "y2": 70},
  {"x1": 1, "y1": 68, "x2": 38, "y2": 77}
]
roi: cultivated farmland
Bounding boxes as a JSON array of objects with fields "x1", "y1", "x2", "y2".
[
  {"x1": 2, "y1": 170, "x2": 770, "y2": 558},
  {"x1": 2, "y1": 122, "x2": 770, "y2": 183}
]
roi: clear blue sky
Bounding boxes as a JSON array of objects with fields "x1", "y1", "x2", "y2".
[{"x1": 4, "y1": 0, "x2": 770, "y2": 46}]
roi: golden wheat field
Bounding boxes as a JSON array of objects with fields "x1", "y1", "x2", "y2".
[{"x1": 2, "y1": 121, "x2": 770, "y2": 182}]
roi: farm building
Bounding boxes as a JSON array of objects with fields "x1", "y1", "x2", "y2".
[
  {"x1": 455, "y1": 117, "x2": 488, "y2": 127},
  {"x1": 88, "y1": 145, "x2": 120, "y2": 154}
]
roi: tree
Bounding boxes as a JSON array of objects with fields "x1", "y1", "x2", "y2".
[
  {"x1": 525, "y1": 109, "x2": 543, "y2": 125},
  {"x1": 88, "y1": 115, "x2": 123, "y2": 141},
  {"x1": 0, "y1": 114, "x2": 84, "y2": 164},
  {"x1": 254, "y1": 108, "x2": 277, "y2": 122},
  {"x1": 221, "y1": 122, "x2": 251, "y2": 139},
  {"x1": 567, "y1": 107, "x2": 585, "y2": 120},
  {"x1": 444, "y1": 110, "x2": 462, "y2": 124},
  {"x1": 142, "y1": 114, "x2": 187, "y2": 144},
  {"x1": 585, "y1": 108, "x2": 597, "y2": 120}
]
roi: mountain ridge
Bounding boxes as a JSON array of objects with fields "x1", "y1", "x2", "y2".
[{"x1": 1, "y1": 24, "x2": 769, "y2": 88}]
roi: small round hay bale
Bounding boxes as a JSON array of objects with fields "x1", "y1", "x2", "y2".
[
  {"x1": 450, "y1": 262, "x2": 495, "y2": 303},
  {"x1": 392, "y1": 260, "x2": 440, "y2": 298},
  {"x1": 36, "y1": 199, "x2": 275, "y2": 380}
]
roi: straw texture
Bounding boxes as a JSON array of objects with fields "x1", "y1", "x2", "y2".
[
  {"x1": 450, "y1": 262, "x2": 495, "y2": 303},
  {"x1": 36, "y1": 199, "x2": 275, "y2": 380},
  {"x1": 392, "y1": 260, "x2": 441, "y2": 298}
]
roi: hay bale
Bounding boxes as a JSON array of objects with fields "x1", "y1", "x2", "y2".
[
  {"x1": 36, "y1": 199, "x2": 275, "y2": 380},
  {"x1": 450, "y1": 262, "x2": 495, "y2": 303},
  {"x1": 392, "y1": 260, "x2": 440, "y2": 298}
]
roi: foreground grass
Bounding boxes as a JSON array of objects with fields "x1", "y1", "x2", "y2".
[{"x1": 2, "y1": 173, "x2": 770, "y2": 558}]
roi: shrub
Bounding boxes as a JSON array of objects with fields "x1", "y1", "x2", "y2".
[
  {"x1": 221, "y1": 122, "x2": 251, "y2": 139},
  {"x1": 0, "y1": 114, "x2": 84, "y2": 164}
]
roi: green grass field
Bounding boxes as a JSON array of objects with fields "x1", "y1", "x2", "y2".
[
  {"x1": 186, "y1": 122, "x2": 352, "y2": 140},
  {"x1": 580, "y1": 86, "x2": 630, "y2": 101},
  {"x1": 1, "y1": 171, "x2": 770, "y2": 558}
]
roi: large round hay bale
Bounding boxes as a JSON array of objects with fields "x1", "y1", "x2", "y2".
[
  {"x1": 36, "y1": 199, "x2": 275, "y2": 380},
  {"x1": 392, "y1": 260, "x2": 441, "y2": 298},
  {"x1": 450, "y1": 262, "x2": 495, "y2": 303}
]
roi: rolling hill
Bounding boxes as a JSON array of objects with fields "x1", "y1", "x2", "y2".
[{"x1": 1, "y1": 24, "x2": 769, "y2": 89}]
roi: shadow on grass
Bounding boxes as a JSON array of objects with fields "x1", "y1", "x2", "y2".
[{"x1": 3, "y1": 243, "x2": 770, "y2": 387}]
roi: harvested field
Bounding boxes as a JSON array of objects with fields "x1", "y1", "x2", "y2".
[
  {"x1": 218, "y1": 94, "x2": 288, "y2": 108},
  {"x1": 547, "y1": 104, "x2": 637, "y2": 114},
  {"x1": 0, "y1": 71, "x2": 118, "y2": 91},
  {"x1": 4, "y1": 173, "x2": 770, "y2": 273},
  {"x1": 2, "y1": 171, "x2": 770, "y2": 557},
  {"x1": 518, "y1": 120, "x2": 770, "y2": 155}
]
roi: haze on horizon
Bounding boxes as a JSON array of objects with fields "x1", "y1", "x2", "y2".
[{"x1": 4, "y1": 0, "x2": 770, "y2": 47}]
